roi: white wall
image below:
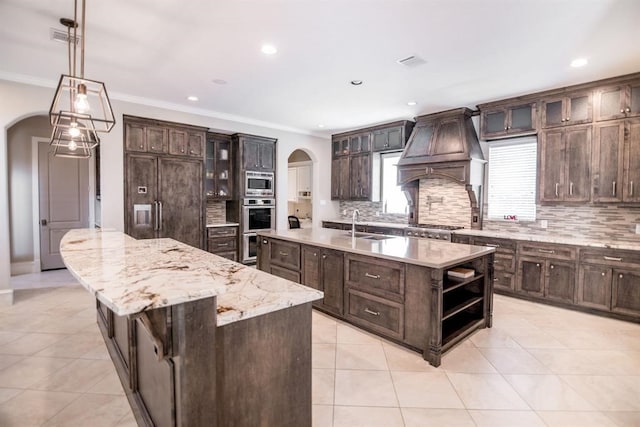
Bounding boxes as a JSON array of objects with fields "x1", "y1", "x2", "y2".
[{"x1": 0, "y1": 79, "x2": 338, "y2": 302}]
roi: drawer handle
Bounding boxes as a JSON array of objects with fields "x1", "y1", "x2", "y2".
[
  {"x1": 279, "y1": 251, "x2": 289, "y2": 256},
  {"x1": 217, "y1": 243, "x2": 229, "y2": 247},
  {"x1": 365, "y1": 273, "x2": 381, "y2": 279},
  {"x1": 550, "y1": 264, "x2": 554, "y2": 269},
  {"x1": 364, "y1": 308, "x2": 380, "y2": 316},
  {"x1": 604, "y1": 256, "x2": 622, "y2": 262},
  {"x1": 538, "y1": 249, "x2": 555, "y2": 254},
  {"x1": 262, "y1": 239, "x2": 268, "y2": 244},
  {"x1": 485, "y1": 243, "x2": 500, "y2": 248}
]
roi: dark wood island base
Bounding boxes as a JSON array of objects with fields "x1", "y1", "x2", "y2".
[{"x1": 97, "y1": 297, "x2": 313, "y2": 427}]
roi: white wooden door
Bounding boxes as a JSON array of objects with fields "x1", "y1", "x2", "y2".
[{"x1": 38, "y1": 142, "x2": 89, "y2": 270}]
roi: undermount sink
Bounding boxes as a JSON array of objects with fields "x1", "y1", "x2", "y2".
[{"x1": 360, "y1": 235, "x2": 395, "y2": 240}]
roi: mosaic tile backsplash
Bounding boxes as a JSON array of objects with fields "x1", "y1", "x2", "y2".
[
  {"x1": 338, "y1": 177, "x2": 640, "y2": 243},
  {"x1": 206, "y1": 200, "x2": 226, "y2": 224}
]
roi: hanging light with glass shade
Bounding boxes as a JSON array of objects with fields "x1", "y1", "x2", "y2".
[{"x1": 49, "y1": 0, "x2": 115, "y2": 158}]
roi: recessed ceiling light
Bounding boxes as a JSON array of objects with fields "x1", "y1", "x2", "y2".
[
  {"x1": 571, "y1": 58, "x2": 588, "y2": 68},
  {"x1": 212, "y1": 79, "x2": 227, "y2": 85},
  {"x1": 261, "y1": 44, "x2": 277, "y2": 55},
  {"x1": 350, "y1": 80, "x2": 363, "y2": 86},
  {"x1": 187, "y1": 96, "x2": 198, "y2": 102},
  {"x1": 318, "y1": 124, "x2": 325, "y2": 128},
  {"x1": 407, "y1": 101, "x2": 417, "y2": 106}
]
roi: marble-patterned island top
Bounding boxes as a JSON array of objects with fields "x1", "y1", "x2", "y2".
[
  {"x1": 258, "y1": 228, "x2": 495, "y2": 269},
  {"x1": 60, "y1": 229, "x2": 323, "y2": 325}
]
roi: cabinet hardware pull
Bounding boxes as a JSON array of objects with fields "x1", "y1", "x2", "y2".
[
  {"x1": 151, "y1": 146, "x2": 155, "y2": 149},
  {"x1": 621, "y1": 109, "x2": 625, "y2": 113},
  {"x1": 604, "y1": 256, "x2": 622, "y2": 261},
  {"x1": 613, "y1": 181, "x2": 617, "y2": 196},
  {"x1": 139, "y1": 144, "x2": 144, "y2": 149},
  {"x1": 322, "y1": 255, "x2": 327, "y2": 259},
  {"x1": 312, "y1": 252, "x2": 317, "y2": 257},
  {"x1": 538, "y1": 249, "x2": 555, "y2": 254},
  {"x1": 181, "y1": 149, "x2": 185, "y2": 153},
  {"x1": 494, "y1": 278, "x2": 499, "y2": 281},
  {"x1": 364, "y1": 308, "x2": 380, "y2": 316},
  {"x1": 625, "y1": 107, "x2": 631, "y2": 113},
  {"x1": 504, "y1": 126, "x2": 508, "y2": 130},
  {"x1": 262, "y1": 239, "x2": 268, "y2": 244},
  {"x1": 154, "y1": 201, "x2": 160, "y2": 231},
  {"x1": 217, "y1": 243, "x2": 229, "y2": 247},
  {"x1": 536, "y1": 263, "x2": 540, "y2": 267},
  {"x1": 158, "y1": 201, "x2": 163, "y2": 230},
  {"x1": 601, "y1": 272, "x2": 606, "y2": 276},
  {"x1": 561, "y1": 118, "x2": 565, "y2": 122},
  {"x1": 555, "y1": 183, "x2": 559, "y2": 197},
  {"x1": 566, "y1": 117, "x2": 570, "y2": 121},
  {"x1": 631, "y1": 181, "x2": 634, "y2": 197},
  {"x1": 550, "y1": 265, "x2": 555, "y2": 269},
  {"x1": 569, "y1": 182, "x2": 574, "y2": 196},
  {"x1": 279, "y1": 251, "x2": 288, "y2": 256},
  {"x1": 619, "y1": 274, "x2": 624, "y2": 278},
  {"x1": 190, "y1": 150, "x2": 194, "y2": 154},
  {"x1": 485, "y1": 243, "x2": 500, "y2": 247},
  {"x1": 365, "y1": 273, "x2": 381, "y2": 279}
]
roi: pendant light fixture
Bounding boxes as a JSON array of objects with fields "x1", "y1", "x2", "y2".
[{"x1": 49, "y1": 0, "x2": 115, "y2": 158}]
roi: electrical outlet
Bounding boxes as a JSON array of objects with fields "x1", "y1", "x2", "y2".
[
  {"x1": 636, "y1": 224, "x2": 640, "y2": 234},
  {"x1": 342, "y1": 209, "x2": 347, "y2": 215},
  {"x1": 540, "y1": 220, "x2": 548, "y2": 229}
]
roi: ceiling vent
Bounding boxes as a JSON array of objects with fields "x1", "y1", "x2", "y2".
[
  {"x1": 50, "y1": 28, "x2": 80, "y2": 45},
  {"x1": 396, "y1": 55, "x2": 427, "y2": 68}
]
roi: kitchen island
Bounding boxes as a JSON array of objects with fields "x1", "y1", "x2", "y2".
[
  {"x1": 256, "y1": 227, "x2": 495, "y2": 366},
  {"x1": 60, "y1": 229, "x2": 322, "y2": 427}
]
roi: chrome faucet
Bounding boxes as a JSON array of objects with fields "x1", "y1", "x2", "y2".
[{"x1": 351, "y1": 209, "x2": 360, "y2": 239}]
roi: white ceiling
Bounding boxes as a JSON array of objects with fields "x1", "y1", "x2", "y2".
[{"x1": 1, "y1": 0, "x2": 640, "y2": 137}]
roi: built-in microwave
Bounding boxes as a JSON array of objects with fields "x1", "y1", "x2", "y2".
[{"x1": 245, "y1": 171, "x2": 274, "y2": 197}]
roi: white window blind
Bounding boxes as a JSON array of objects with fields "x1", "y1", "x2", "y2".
[{"x1": 487, "y1": 138, "x2": 537, "y2": 221}]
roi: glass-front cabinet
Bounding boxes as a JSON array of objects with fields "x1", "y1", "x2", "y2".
[
  {"x1": 480, "y1": 102, "x2": 536, "y2": 139},
  {"x1": 205, "y1": 133, "x2": 232, "y2": 200}
]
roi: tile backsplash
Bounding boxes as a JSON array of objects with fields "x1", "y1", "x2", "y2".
[
  {"x1": 206, "y1": 200, "x2": 226, "y2": 224},
  {"x1": 417, "y1": 178, "x2": 471, "y2": 228},
  {"x1": 338, "y1": 201, "x2": 408, "y2": 224}
]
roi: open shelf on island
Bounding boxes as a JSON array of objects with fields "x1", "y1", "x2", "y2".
[
  {"x1": 442, "y1": 296, "x2": 483, "y2": 321},
  {"x1": 443, "y1": 273, "x2": 484, "y2": 293},
  {"x1": 442, "y1": 315, "x2": 485, "y2": 349}
]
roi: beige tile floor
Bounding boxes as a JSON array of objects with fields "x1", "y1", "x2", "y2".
[{"x1": 2, "y1": 270, "x2": 640, "y2": 426}]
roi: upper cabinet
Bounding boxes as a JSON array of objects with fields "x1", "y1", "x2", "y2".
[
  {"x1": 595, "y1": 81, "x2": 640, "y2": 121},
  {"x1": 539, "y1": 126, "x2": 592, "y2": 203},
  {"x1": 332, "y1": 136, "x2": 350, "y2": 157},
  {"x1": 125, "y1": 122, "x2": 169, "y2": 154},
  {"x1": 205, "y1": 133, "x2": 233, "y2": 200},
  {"x1": 169, "y1": 128, "x2": 205, "y2": 158},
  {"x1": 349, "y1": 133, "x2": 371, "y2": 154},
  {"x1": 480, "y1": 102, "x2": 537, "y2": 139},
  {"x1": 236, "y1": 135, "x2": 276, "y2": 172},
  {"x1": 124, "y1": 116, "x2": 206, "y2": 159},
  {"x1": 372, "y1": 122, "x2": 415, "y2": 151},
  {"x1": 541, "y1": 91, "x2": 593, "y2": 128}
]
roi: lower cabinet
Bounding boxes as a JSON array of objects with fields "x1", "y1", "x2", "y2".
[
  {"x1": 301, "y1": 246, "x2": 344, "y2": 315},
  {"x1": 257, "y1": 237, "x2": 302, "y2": 282},
  {"x1": 516, "y1": 243, "x2": 577, "y2": 304},
  {"x1": 206, "y1": 226, "x2": 238, "y2": 261}
]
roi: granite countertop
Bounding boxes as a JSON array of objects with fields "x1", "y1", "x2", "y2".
[
  {"x1": 452, "y1": 229, "x2": 640, "y2": 251},
  {"x1": 206, "y1": 222, "x2": 239, "y2": 228},
  {"x1": 60, "y1": 229, "x2": 322, "y2": 324},
  {"x1": 258, "y1": 228, "x2": 494, "y2": 269},
  {"x1": 322, "y1": 218, "x2": 408, "y2": 229}
]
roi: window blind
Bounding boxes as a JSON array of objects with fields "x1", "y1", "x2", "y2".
[{"x1": 487, "y1": 138, "x2": 537, "y2": 221}]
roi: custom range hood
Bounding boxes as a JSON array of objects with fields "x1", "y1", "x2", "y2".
[{"x1": 397, "y1": 108, "x2": 486, "y2": 229}]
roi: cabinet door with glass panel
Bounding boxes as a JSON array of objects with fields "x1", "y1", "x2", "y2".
[
  {"x1": 480, "y1": 102, "x2": 536, "y2": 139},
  {"x1": 205, "y1": 133, "x2": 232, "y2": 200},
  {"x1": 595, "y1": 81, "x2": 640, "y2": 122},
  {"x1": 541, "y1": 90, "x2": 593, "y2": 128}
]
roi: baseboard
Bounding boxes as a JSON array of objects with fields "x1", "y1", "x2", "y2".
[
  {"x1": 10, "y1": 261, "x2": 39, "y2": 276},
  {"x1": 0, "y1": 289, "x2": 14, "y2": 306}
]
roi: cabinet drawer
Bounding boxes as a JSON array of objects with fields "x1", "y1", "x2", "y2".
[
  {"x1": 214, "y1": 250, "x2": 237, "y2": 262},
  {"x1": 495, "y1": 254, "x2": 516, "y2": 273},
  {"x1": 580, "y1": 249, "x2": 640, "y2": 268},
  {"x1": 346, "y1": 289, "x2": 403, "y2": 340},
  {"x1": 270, "y1": 265, "x2": 301, "y2": 283},
  {"x1": 207, "y1": 236, "x2": 237, "y2": 253},
  {"x1": 270, "y1": 240, "x2": 301, "y2": 270},
  {"x1": 519, "y1": 243, "x2": 577, "y2": 260},
  {"x1": 207, "y1": 226, "x2": 237, "y2": 238},
  {"x1": 493, "y1": 271, "x2": 515, "y2": 292},
  {"x1": 346, "y1": 254, "x2": 405, "y2": 301}
]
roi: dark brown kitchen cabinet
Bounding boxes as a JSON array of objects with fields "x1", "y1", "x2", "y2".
[
  {"x1": 168, "y1": 128, "x2": 205, "y2": 158},
  {"x1": 517, "y1": 243, "x2": 577, "y2": 304},
  {"x1": 302, "y1": 246, "x2": 344, "y2": 316},
  {"x1": 480, "y1": 102, "x2": 537, "y2": 139},
  {"x1": 578, "y1": 248, "x2": 640, "y2": 318},
  {"x1": 349, "y1": 153, "x2": 371, "y2": 200},
  {"x1": 124, "y1": 154, "x2": 203, "y2": 249},
  {"x1": 206, "y1": 226, "x2": 238, "y2": 261},
  {"x1": 349, "y1": 133, "x2": 371, "y2": 154},
  {"x1": 125, "y1": 122, "x2": 169, "y2": 154},
  {"x1": 541, "y1": 91, "x2": 593, "y2": 128},
  {"x1": 595, "y1": 81, "x2": 640, "y2": 121},
  {"x1": 331, "y1": 157, "x2": 350, "y2": 200},
  {"x1": 372, "y1": 122, "x2": 415, "y2": 151},
  {"x1": 205, "y1": 133, "x2": 232, "y2": 200},
  {"x1": 332, "y1": 135, "x2": 350, "y2": 156},
  {"x1": 592, "y1": 118, "x2": 640, "y2": 203},
  {"x1": 471, "y1": 237, "x2": 516, "y2": 292},
  {"x1": 238, "y1": 135, "x2": 275, "y2": 171},
  {"x1": 539, "y1": 125, "x2": 591, "y2": 203},
  {"x1": 345, "y1": 254, "x2": 405, "y2": 303}
]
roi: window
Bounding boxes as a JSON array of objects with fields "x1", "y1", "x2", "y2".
[
  {"x1": 487, "y1": 138, "x2": 537, "y2": 221},
  {"x1": 381, "y1": 152, "x2": 408, "y2": 214}
]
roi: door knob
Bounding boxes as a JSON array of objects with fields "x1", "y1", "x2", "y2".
[{"x1": 41, "y1": 219, "x2": 48, "y2": 226}]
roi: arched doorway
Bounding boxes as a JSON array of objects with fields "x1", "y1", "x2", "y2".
[{"x1": 287, "y1": 149, "x2": 312, "y2": 228}]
